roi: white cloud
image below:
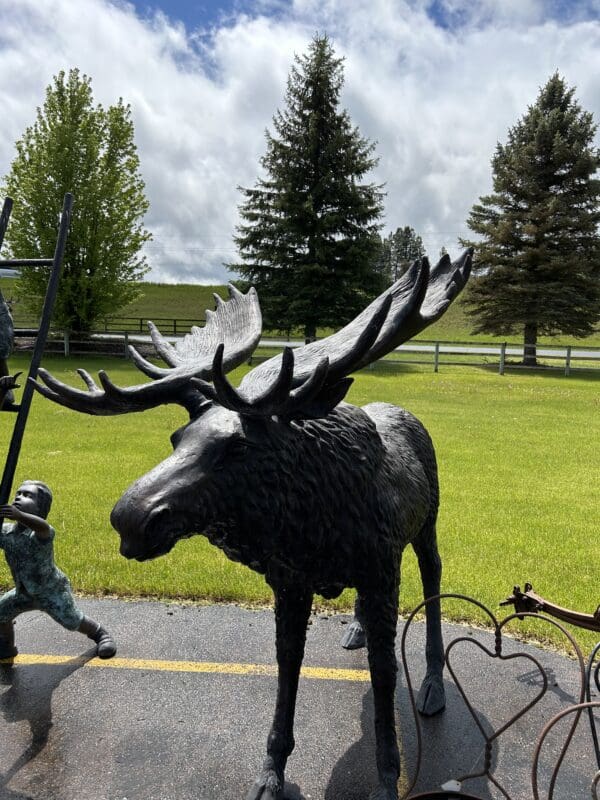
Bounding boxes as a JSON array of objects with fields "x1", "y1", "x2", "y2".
[{"x1": 0, "y1": 0, "x2": 599, "y2": 283}]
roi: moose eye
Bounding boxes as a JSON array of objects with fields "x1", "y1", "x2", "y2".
[{"x1": 227, "y1": 438, "x2": 253, "y2": 459}]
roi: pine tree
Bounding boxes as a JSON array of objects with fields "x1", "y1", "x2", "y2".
[
  {"x1": 231, "y1": 35, "x2": 384, "y2": 339},
  {"x1": 461, "y1": 74, "x2": 600, "y2": 365},
  {"x1": 376, "y1": 226, "x2": 426, "y2": 282},
  {"x1": 3, "y1": 69, "x2": 151, "y2": 333}
]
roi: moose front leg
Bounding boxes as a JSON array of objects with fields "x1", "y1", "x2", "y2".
[
  {"x1": 360, "y1": 583, "x2": 401, "y2": 800},
  {"x1": 247, "y1": 583, "x2": 313, "y2": 800}
]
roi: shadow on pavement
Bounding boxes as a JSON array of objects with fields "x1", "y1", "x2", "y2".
[
  {"x1": 0, "y1": 650, "x2": 94, "y2": 799},
  {"x1": 325, "y1": 678, "x2": 496, "y2": 799}
]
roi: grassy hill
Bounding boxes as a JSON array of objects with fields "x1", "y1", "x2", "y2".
[{"x1": 3, "y1": 277, "x2": 599, "y2": 347}]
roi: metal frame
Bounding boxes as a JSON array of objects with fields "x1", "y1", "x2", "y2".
[
  {"x1": 0, "y1": 193, "x2": 73, "y2": 504},
  {"x1": 400, "y1": 591, "x2": 600, "y2": 800}
]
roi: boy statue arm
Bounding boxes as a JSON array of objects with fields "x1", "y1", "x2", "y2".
[{"x1": 0, "y1": 504, "x2": 52, "y2": 540}]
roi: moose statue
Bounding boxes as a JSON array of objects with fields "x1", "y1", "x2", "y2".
[{"x1": 33, "y1": 249, "x2": 472, "y2": 800}]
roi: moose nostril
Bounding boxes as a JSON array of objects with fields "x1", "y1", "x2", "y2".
[
  {"x1": 119, "y1": 538, "x2": 137, "y2": 558},
  {"x1": 147, "y1": 504, "x2": 172, "y2": 534}
]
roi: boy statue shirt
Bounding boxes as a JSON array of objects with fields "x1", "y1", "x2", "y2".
[{"x1": 0, "y1": 520, "x2": 83, "y2": 630}]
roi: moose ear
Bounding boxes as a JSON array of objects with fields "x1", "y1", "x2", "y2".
[
  {"x1": 186, "y1": 388, "x2": 215, "y2": 421},
  {"x1": 282, "y1": 378, "x2": 353, "y2": 421}
]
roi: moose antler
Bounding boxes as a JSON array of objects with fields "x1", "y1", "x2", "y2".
[
  {"x1": 192, "y1": 345, "x2": 329, "y2": 419},
  {"x1": 32, "y1": 251, "x2": 471, "y2": 420},
  {"x1": 128, "y1": 284, "x2": 261, "y2": 379},
  {"x1": 195, "y1": 290, "x2": 394, "y2": 419},
  {"x1": 32, "y1": 284, "x2": 261, "y2": 417},
  {"x1": 238, "y1": 249, "x2": 473, "y2": 401}
]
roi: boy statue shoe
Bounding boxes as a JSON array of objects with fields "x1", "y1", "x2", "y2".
[
  {"x1": 0, "y1": 622, "x2": 17, "y2": 659},
  {"x1": 91, "y1": 626, "x2": 117, "y2": 659}
]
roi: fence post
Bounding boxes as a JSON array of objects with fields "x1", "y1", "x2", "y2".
[
  {"x1": 63, "y1": 330, "x2": 69, "y2": 357},
  {"x1": 434, "y1": 341, "x2": 440, "y2": 373},
  {"x1": 565, "y1": 345, "x2": 571, "y2": 377},
  {"x1": 124, "y1": 330, "x2": 129, "y2": 359},
  {"x1": 499, "y1": 342, "x2": 506, "y2": 375},
  {"x1": 139, "y1": 318, "x2": 143, "y2": 333}
]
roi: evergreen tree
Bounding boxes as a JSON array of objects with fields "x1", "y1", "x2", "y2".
[
  {"x1": 461, "y1": 74, "x2": 600, "y2": 365},
  {"x1": 3, "y1": 69, "x2": 151, "y2": 333},
  {"x1": 376, "y1": 226, "x2": 426, "y2": 282},
  {"x1": 231, "y1": 34, "x2": 384, "y2": 339}
]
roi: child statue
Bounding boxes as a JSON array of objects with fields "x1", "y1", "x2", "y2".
[{"x1": 0, "y1": 481, "x2": 116, "y2": 660}]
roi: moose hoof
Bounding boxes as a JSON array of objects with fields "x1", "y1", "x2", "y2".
[
  {"x1": 246, "y1": 769, "x2": 284, "y2": 800},
  {"x1": 368, "y1": 783, "x2": 398, "y2": 800},
  {"x1": 341, "y1": 620, "x2": 366, "y2": 650},
  {"x1": 416, "y1": 673, "x2": 446, "y2": 716}
]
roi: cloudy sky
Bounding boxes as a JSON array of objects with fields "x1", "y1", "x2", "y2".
[{"x1": 1, "y1": 0, "x2": 599, "y2": 284}]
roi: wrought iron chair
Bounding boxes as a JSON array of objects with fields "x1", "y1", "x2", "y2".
[{"x1": 399, "y1": 588, "x2": 600, "y2": 799}]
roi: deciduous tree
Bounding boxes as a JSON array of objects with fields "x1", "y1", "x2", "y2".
[{"x1": 3, "y1": 69, "x2": 151, "y2": 333}]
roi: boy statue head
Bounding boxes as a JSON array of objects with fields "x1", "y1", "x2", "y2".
[{"x1": 14, "y1": 481, "x2": 53, "y2": 520}]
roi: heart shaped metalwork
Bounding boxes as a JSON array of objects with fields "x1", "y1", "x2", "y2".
[
  {"x1": 445, "y1": 636, "x2": 548, "y2": 746},
  {"x1": 399, "y1": 594, "x2": 590, "y2": 800}
]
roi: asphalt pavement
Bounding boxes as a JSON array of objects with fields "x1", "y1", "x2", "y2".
[{"x1": 0, "y1": 598, "x2": 596, "y2": 800}]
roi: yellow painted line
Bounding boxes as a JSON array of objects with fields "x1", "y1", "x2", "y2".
[{"x1": 0, "y1": 653, "x2": 371, "y2": 682}]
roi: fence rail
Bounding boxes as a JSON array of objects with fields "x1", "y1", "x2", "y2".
[
  {"x1": 255, "y1": 337, "x2": 600, "y2": 375},
  {"x1": 15, "y1": 315, "x2": 204, "y2": 335},
  {"x1": 12, "y1": 323, "x2": 600, "y2": 376}
]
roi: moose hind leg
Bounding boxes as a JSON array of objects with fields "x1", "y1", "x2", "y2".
[
  {"x1": 412, "y1": 521, "x2": 446, "y2": 716},
  {"x1": 246, "y1": 584, "x2": 313, "y2": 800},
  {"x1": 361, "y1": 584, "x2": 401, "y2": 800},
  {"x1": 341, "y1": 594, "x2": 367, "y2": 650}
]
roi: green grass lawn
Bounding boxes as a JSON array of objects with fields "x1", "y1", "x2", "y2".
[{"x1": 1, "y1": 353, "x2": 597, "y2": 650}]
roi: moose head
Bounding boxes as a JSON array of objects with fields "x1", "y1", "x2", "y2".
[{"x1": 33, "y1": 250, "x2": 472, "y2": 800}]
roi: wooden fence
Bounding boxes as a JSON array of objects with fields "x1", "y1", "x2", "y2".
[{"x1": 15, "y1": 326, "x2": 599, "y2": 377}]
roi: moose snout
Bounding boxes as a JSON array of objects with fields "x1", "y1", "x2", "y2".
[{"x1": 111, "y1": 494, "x2": 174, "y2": 561}]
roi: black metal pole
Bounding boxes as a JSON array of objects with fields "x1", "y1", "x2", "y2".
[
  {"x1": 0, "y1": 197, "x2": 13, "y2": 251},
  {"x1": 0, "y1": 193, "x2": 73, "y2": 504}
]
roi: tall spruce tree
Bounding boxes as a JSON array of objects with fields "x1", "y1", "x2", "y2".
[
  {"x1": 3, "y1": 69, "x2": 151, "y2": 333},
  {"x1": 461, "y1": 73, "x2": 600, "y2": 365},
  {"x1": 376, "y1": 226, "x2": 425, "y2": 283},
  {"x1": 231, "y1": 34, "x2": 384, "y2": 339}
]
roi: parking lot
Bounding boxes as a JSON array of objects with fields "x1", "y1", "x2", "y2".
[{"x1": 0, "y1": 598, "x2": 595, "y2": 799}]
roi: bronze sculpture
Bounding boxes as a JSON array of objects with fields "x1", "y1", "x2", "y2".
[
  {"x1": 0, "y1": 373, "x2": 20, "y2": 410},
  {"x1": 0, "y1": 481, "x2": 117, "y2": 660},
  {"x1": 32, "y1": 250, "x2": 472, "y2": 800}
]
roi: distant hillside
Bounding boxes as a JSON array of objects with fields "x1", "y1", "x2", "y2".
[
  {"x1": 2, "y1": 277, "x2": 599, "y2": 347},
  {"x1": 121, "y1": 282, "x2": 230, "y2": 322},
  {"x1": 0, "y1": 279, "x2": 229, "y2": 327}
]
